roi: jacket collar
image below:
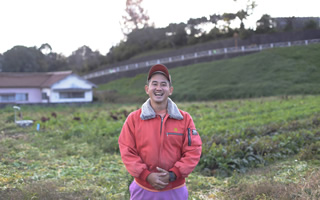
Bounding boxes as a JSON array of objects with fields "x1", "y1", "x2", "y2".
[{"x1": 140, "y1": 98, "x2": 184, "y2": 120}]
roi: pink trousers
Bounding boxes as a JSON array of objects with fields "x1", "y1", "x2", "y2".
[{"x1": 129, "y1": 180, "x2": 188, "y2": 200}]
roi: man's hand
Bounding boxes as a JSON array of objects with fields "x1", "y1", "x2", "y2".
[{"x1": 146, "y1": 167, "x2": 169, "y2": 190}]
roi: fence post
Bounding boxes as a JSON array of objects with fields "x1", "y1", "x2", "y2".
[
  {"x1": 288, "y1": 42, "x2": 291, "y2": 47},
  {"x1": 241, "y1": 46, "x2": 245, "y2": 52},
  {"x1": 305, "y1": 40, "x2": 308, "y2": 45},
  {"x1": 224, "y1": 48, "x2": 227, "y2": 53}
]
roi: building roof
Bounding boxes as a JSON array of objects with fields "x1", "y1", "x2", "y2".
[{"x1": 0, "y1": 71, "x2": 73, "y2": 88}]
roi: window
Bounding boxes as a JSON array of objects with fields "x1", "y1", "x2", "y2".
[
  {"x1": 42, "y1": 92, "x2": 48, "y2": 100},
  {"x1": 0, "y1": 94, "x2": 15, "y2": 102},
  {"x1": 59, "y1": 92, "x2": 85, "y2": 99},
  {"x1": 0, "y1": 93, "x2": 28, "y2": 102},
  {"x1": 16, "y1": 93, "x2": 28, "y2": 101}
]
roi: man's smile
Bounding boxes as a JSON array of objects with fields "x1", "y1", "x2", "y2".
[{"x1": 154, "y1": 92, "x2": 163, "y2": 96}]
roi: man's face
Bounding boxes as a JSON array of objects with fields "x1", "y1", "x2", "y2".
[{"x1": 145, "y1": 73, "x2": 173, "y2": 105}]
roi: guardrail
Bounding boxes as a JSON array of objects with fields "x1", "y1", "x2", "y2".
[{"x1": 83, "y1": 38, "x2": 320, "y2": 80}]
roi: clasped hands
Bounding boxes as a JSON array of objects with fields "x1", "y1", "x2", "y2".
[{"x1": 146, "y1": 167, "x2": 170, "y2": 190}]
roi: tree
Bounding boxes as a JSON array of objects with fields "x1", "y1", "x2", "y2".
[
  {"x1": 304, "y1": 20, "x2": 318, "y2": 30},
  {"x1": 126, "y1": 27, "x2": 166, "y2": 50},
  {"x1": 256, "y1": 14, "x2": 275, "y2": 34},
  {"x1": 236, "y1": 10, "x2": 248, "y2": 30},
  {"x1": 121, "y1": 0, "x2": 152, "y2": 36},
  {"x1": 233, "y1": 0, "x2": 257, "y2": 29},
  {"x1": 46, "y1": 52, "x2": 69, "y2": 72},
  {"x1": 2, "y1": 46, "x2": 48, "y2": 72},
  {"x1": 283, "y1": 17, "x2": 294, "y2": 32},
  {"x1": 166, "y1": 23, "x2": 188, "y2": 47},
  {"x1": 209, "y1": 14, "x2": 222, "y2": 26},
  {"x1": 206, "y1": 27, "x2": 222, "y2": 40},
  {"x1": 222, "y1": 13, "x2": 237, "y2": 32},
  {"x1": 39, "y1": 43, "x2": 52, "y2": 55},
  {"x1": 187, "y1": 17, "x2": 208, "y2": 38},
  {"x1": 245, "y1": 0, "x2": 257, "y2": 15},
  {"x1": 68, "y1": 46, "x2": 104, "y2": 74},
  {"x1": 105, "y1": 27, "x2": 169, "y2": 63}
]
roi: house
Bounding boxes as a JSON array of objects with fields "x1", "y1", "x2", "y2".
[{"x1": 0, "y1": 71, "x2": 97, "y2": 104}]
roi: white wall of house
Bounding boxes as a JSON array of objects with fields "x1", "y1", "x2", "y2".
[
  {"x1": 41, "y1": 88, "x2": 51, "y2": 103},
  {"x1": 50, "y1": 75, "x2": 94, "y2": 103},
  {"x1": 0, "y1": 88, "x2": 42, "y2": 103}
]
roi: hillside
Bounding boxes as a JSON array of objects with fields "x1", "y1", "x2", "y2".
[{"x1": 96, "y1": 43, "x2": 320, "y2": 103}]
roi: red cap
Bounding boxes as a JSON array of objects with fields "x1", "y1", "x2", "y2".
[{"x1": 147, "y1": 64, "x2": 171, "y2": 83}]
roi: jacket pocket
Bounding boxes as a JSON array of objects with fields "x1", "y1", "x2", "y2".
[
  {"x1": 166, "y1": 132, "x2": 184, "y2": 148},
  {"x1": 167, "y1": 133, "x2": 183, "y2": 136}
]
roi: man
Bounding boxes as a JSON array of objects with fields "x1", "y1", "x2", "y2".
[{"x1": 118, "y1": 64, "x2": 202, "y2": 199}]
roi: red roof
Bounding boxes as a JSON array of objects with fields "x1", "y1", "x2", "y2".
[{"x1": 0, "y1": 71, "x2": 73, "y2": 88}]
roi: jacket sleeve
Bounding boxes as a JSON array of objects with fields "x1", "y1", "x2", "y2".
[
  {"x1": 169, "y1": 114, "x2": 202, "y2": 179},
  {"x1": 118, "y1": 113, "x2": 151, "y2": 181}
]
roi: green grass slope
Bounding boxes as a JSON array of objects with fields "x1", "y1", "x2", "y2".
[{"x1": 97, "y1": 44, "x2": 320, "y2": 102}]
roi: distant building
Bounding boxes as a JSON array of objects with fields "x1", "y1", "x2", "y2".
[
  {"x1": 0, "y1": 71, "x2": 97, "y2": 104},
  {"x1": 273, "y1": 17, "x2": 320, "y2": 31}
]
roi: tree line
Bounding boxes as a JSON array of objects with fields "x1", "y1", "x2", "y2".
[
  {"x1": 0, "y1": 44, "x2": 104, "y2": 74},
  {"x1": 0, "y1": 0, "x2": 318, "y2": 74}
]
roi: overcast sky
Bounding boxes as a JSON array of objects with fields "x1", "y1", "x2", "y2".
[{"x1": 0, "y1": 0, "x2": 318, "y2": 56}]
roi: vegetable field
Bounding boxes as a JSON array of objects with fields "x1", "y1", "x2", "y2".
[{"x1": 1, "y1": 95, "x2": 320, "y2": 199}]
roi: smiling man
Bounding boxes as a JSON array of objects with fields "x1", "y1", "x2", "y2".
[{"x1": 118, "y1": 64, "x2": 202, "y2": 199}]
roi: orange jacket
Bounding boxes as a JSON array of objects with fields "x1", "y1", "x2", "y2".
[{"x1": 118, "y1": 98, "x2": 202, "y2": 191}]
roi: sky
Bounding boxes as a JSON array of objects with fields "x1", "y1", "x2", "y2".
[{"x1": 0, "y1": 0, "x2": 318, "y2": 57}]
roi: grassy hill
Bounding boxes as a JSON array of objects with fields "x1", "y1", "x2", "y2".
[{"x1": 96, "y1": 43, "x2": 320, "y2": 102}]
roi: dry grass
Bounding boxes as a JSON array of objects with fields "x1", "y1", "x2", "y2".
[
  {"x1": 0, "y1": 181, "x2": 93, "y2": 200},
  {"x1": 291, "y1": 169, "x2": 320, "y2": 200},
  {"x1": 227, "y1": 169, "x2": 320, "y2": 200}
]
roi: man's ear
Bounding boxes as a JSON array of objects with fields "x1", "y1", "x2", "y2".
[
  {"x1": 145, "y1": 85, "x2": 149, "y2": 94},
  {"x1": 169, "y1": 86, "x2": 173, "y2": 96}
]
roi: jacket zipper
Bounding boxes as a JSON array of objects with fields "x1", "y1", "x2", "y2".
[
  {"x1": 159, "y1": 115, "x2": 165, "y2": 168},
  {"x1": 160, "y1": 116, "x2": 164, "y2": 135},
  {"x1": 188, "y1": 128, "x2": 192, "y2": 146}
]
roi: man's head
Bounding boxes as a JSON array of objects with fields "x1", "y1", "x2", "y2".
[
  {"x1": 147, "y1": 64, "x2": 172, "y2": 86},
  {"x1": 145, "y1": 64, "x2": 173, "y2": 105}
]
